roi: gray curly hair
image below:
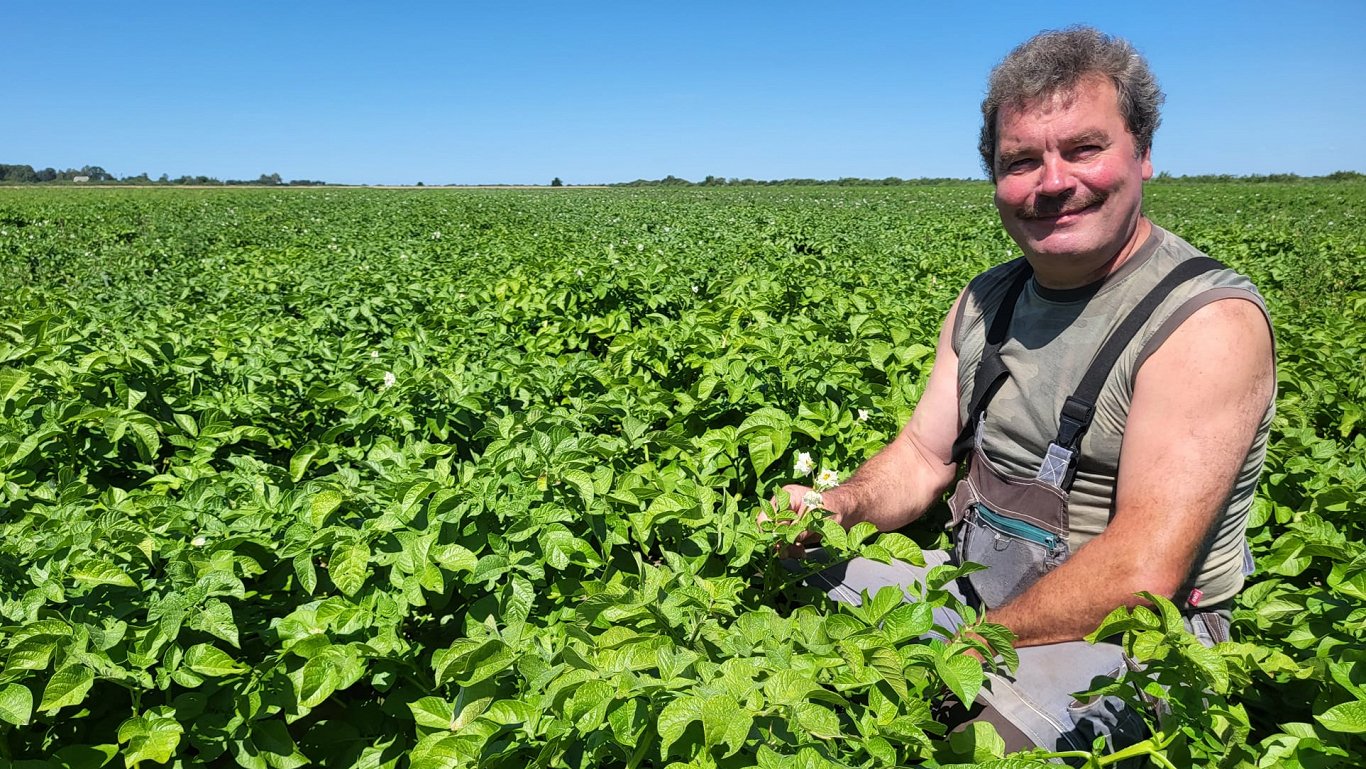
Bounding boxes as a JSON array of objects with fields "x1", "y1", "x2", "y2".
[{"x1": 979, "y1": 26, "x2": 1164, "y2": 182}]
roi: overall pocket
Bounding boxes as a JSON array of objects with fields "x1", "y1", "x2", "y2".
[{"x1": 960, "y1": 502, "x2": 1070, "y2": 609}]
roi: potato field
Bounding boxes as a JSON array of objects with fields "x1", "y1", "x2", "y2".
[{"x1": 0, "y1": 183, "x2": 1362, "y2": 768}]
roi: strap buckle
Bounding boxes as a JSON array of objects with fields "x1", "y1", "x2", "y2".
[{"x1": 1056, "y1": 396, "x2": 1094, "y2": 450}]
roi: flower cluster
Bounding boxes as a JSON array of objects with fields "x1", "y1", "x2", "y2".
[{"x1": 794, "y1": 452, "x2": 842, "y2": 492}]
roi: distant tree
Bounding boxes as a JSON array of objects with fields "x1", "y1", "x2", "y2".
[
  {"x1": 256, "y1": 172, "x2": 283, "y2": 185},
  {"x1": 79, "y1": 165, "x2": 114, "y2": 182},
  {"x1": 0, "y1": 164, "x2": 39, "y2": 183},
  {"x1": 551, "y1": 177, "x2": 563, "y2": 187},
  {"x1": 36, "y1": 167, "x2": 57, "y2": 182}
]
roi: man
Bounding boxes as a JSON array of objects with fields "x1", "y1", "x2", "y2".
[{"x1": 773, "y1": 27, "x2": 1275, "y2": 754}]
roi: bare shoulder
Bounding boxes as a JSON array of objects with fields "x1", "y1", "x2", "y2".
[
  {"x1": 1125, "y1": 296, "x2": 1274, "y2": 480},
  {"x1": 1137, "y1": 296, "x2": 1274, "y2": 413}
]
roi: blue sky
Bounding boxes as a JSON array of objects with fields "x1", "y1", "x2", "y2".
[{"x1": 7, "y1": 2, "x2": 1364, "y2": 185}]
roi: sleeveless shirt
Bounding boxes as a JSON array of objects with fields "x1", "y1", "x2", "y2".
[{"x1": 951, "y1": 225, "x2": 1274, "y2": 607}]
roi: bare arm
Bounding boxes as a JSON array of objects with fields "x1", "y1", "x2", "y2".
[
  {"x1": 987, "y1": 297, "x2": 1275, "y2": 646},
  {"x1": 779, "y1": 291, "x2": 967, "y2": 532}
]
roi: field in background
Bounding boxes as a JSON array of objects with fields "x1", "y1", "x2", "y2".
[{"x1": 0, "y1": 184, "x2": 1362, "y2": 768}]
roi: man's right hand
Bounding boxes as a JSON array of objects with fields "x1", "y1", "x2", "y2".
[{"x1": 761, "y1": 483, "x2": 842, "y2": 558}]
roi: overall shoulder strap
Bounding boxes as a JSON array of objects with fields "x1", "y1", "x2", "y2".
[
  {"x1": 951, "y1": 260, "x2": 1033, "y2": 464},
  {"x1": 1037, "y1": 256, "x2": 1225, "y2": 489}
]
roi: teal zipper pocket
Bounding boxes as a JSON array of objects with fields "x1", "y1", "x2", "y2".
[{"x1": 974, "y1": 503, "x2": 1062, "y2": 555}]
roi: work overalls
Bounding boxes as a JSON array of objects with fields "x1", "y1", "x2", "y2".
[
  {"x1": 806, "y1": 255, "x2": 1241, "y2": 759},
  {"x1": 941, "y1": 255, "x2": 1235, "y2": 755}
]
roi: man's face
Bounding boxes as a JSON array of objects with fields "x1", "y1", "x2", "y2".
[{"x1": 992, "y1": 75, "x2": 1153, "y2": 269}]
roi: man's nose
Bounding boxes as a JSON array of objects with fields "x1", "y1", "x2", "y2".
[{"x1": 1038, "y1": 155, "x2": 1074, "y2": 196}]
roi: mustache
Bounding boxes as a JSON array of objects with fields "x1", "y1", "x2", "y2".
[{"x1": 1016, "y1": 191, "x2": 1107, "y2": 220}]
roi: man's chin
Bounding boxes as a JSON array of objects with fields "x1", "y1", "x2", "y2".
[{"x1": 1013, "y1": 231, "x2": 1098, "y2": 260}]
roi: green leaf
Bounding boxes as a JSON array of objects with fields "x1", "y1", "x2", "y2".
[
  {"x1": 40, "y1": 664, "x2": 95, "y2": 712},
  {"x1": 764, "y1": 669, "x2": 818, "y2": 707},
  {"x1": 0, "y1": 367, "x2": 29, "y2": 405},
  {"x1": 1085, "y1": 605, "x2": 1140, "y2": 644},
  {"x1": 701, "y1": 694, "x2": 752, "y2": 757},
  {"x1": 70, "y1": 560, "x2": 137, "y2": 588},
  {"x1": 563, "y1": 469, "x2": 595, "y2": 507},
  {"x1": 608, "y1": 697, "x2": 647, "y2": 745},
  {"x1": 187, "y1": 599, "x2": 240, "y2": 647},
  {"x1": 410, "y1": 697, "x2": 457, "y2": 730},
  {"x1": 126, "y1": 414, "x2": 161, "y2": 463},
  {"x1": 290, "y1": 442, "x2": 323, "y2": 482},
  {"x1": 0, "y1": 683, "x2": 33, "y2": 726},
  {"x1": 847, "y1": 521, "x2": 879, "y2": 549},
  {"x1": 330, "y1": 540, "x2": 370, "y2": 596},
  {"x1": 880, "y1": 601, "x2": 933, "y2": 642},
  {"x1": 294, "y1": 554, "x2": 318, "y2": 594},
  {"x1": 251, "y1": 718, "x2": 311, "y2": 769},
  {"x1": 433, "y1": 543, "x2": 478, "y2": 573},
  {"x1": 937, "y1": 653, "x2": 984, "y2": 707},
  {"x1": 184, "y1": 643, "x2": 247, "y2": 677},
  {"x1": 297, "y1": 653, "x2": 343, "y2": 708},
  {"x1": 871, "y1": 532, "x2": 925, "y2": 567},
  {"x1": 1181, "y1": 640, "x2": 1230, "y2": 693},
  {"x1": 867, "y1": 644, "x2": 908, "y2": 700},
  {"x1": 657, "y1": 695, "x2": 703, "y2": 758},
  {"x1": 118, "y1": 707, "x2": 184, "y2": 767},
  {"x1": 432, "y1": 638, "x2": 515, "y2": 687},
  {"x1": 947, "y1": 720, "x2": 1006, "y2": 763},
  {"x1": 1317, "y1": 700, "x2": 1366, "y2": 733},
  {"x1": 567, "y1": 679, "x2": 614, "y2": 732},
  {"x1": 864, "y1": 585, "x2": 905, "y2": 624},
  {"x1": 308, "y1": 489, "x2": 344, "y2": 527},
  {"x1": 793, "y1": 702, "x2": 841, "y2": 739}
]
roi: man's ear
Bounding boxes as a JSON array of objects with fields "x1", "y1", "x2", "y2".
[{"x1": 1140, "y1": 148, "x2": 1154, "y2": 180}]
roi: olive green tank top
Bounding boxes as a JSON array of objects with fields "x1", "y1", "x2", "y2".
[{"x1": 951, "y1": 225, "x2": 1274, "y2": 608}]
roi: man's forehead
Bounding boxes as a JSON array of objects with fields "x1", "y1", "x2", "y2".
[
  {"x1": 999, "y1": 75, "x2": 1119, "y2": 122},
  {"x1": 996, "y1": 77, "x2": 1124, "y2": 140}
]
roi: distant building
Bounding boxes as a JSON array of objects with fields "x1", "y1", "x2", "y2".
[{"x1": 73, "y1": 176, "x2": 90, "y2": 183}]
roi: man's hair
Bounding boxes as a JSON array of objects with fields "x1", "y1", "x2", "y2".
[{"x1": 978, "y1": 26, "x2": 1164, "y2": 182}]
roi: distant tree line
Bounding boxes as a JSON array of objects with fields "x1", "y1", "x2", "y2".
[
  {"x1": 613, "y1": 175, "x2": 981, "y2": 187},
  {"x1": 0, "y1": 164, "x2": 328, "y2": 186},
  {"x1": 1151, "y1": 170, "x2": 1365, "y2": 184},
  {"x1": 614, "y1": 171, "x2": 1366, "y2": 187}
]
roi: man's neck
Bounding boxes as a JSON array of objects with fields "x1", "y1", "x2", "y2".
[{"x1": 1029, "y1": 217, "x2": 1153, "y2": 291}]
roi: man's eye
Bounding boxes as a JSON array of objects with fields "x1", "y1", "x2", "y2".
[
  {"x1": 1073, "y1": 145, "x2": 1102, "y2": 158},
  {"x1": 1002, "y1": 158, "x2": 1037, "y2": 174}
]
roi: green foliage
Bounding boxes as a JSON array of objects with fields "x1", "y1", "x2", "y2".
[{"x1": 0, "y1": 182, "x2": 1361, "y2": 767}]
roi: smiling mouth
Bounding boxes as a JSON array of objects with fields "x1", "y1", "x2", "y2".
[{"x1": 1020, "y1": 199, "x2": 1102, "y2": 222}]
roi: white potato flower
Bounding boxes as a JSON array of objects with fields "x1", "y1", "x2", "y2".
[
  {"x1": 815, "y1": 469, "x2": 840, "y2": 491},
  {"x1": 382, "y1": 371, "x2": 397, "y2": 390},
  {"x1": 191, "y1": 535, "x2": 207, "y2": 548},
  {"x1": 857, "y1": 409, "x2": 869, "y2": 422},
  {"x1": 794, "y1": 452, "x2": 815, "y2": 477},
  {"x1": 802, "y1": 490, "x2": 824, "y2": 510}
]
